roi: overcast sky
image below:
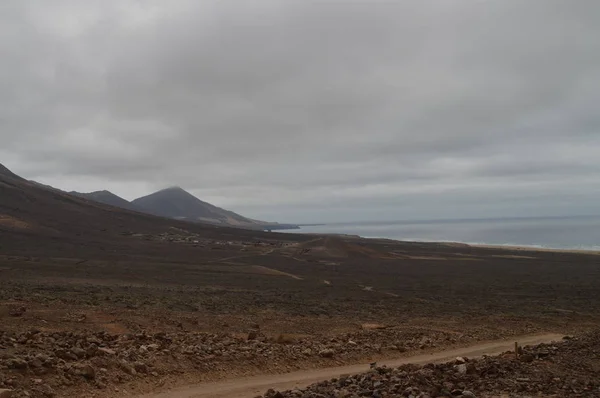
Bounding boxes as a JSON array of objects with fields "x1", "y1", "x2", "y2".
[{"x1": 2, "y1": 0, "x2": 600, "y2": 223}]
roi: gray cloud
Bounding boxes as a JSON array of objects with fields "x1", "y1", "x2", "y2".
[{"x1": 1, "y1": 0, "x2": 599, "y2": 222}]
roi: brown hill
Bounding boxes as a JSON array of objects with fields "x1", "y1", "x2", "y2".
[
  {"x1": 70, "y1": 190, "x2": 143, "y2": 212},
  {"x1": 131, "y1": 187, "x2": 254, "y2": 226},
  {"x1": 0, "y1": 163, "x2": 293, "y2": 258}
]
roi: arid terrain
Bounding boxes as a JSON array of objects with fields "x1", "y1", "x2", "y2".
[
  {"x1": 263, "y1": 332, "x2": 600, "y2": 397},
  {"x1": 1, "y1": 164, "x2": 600, "y2": 397}
]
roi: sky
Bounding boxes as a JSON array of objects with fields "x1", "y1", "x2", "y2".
[{"x1": 2, "y1": 0, "x2": 600, "y2": 223}]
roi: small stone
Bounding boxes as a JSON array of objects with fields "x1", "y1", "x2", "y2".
[
  {"x1": 80, "y1": 364, "x2": 96, "y2": 380},
  {"x1": 8, "y1": 358, "x2": 28, "y2": 369},
  {"x1": 28, "y1": 358, "x2": 43, "y2": 368},
  {"x1": 462, "y1": 391, "x2": 476, "y2": 397},
  {"x1": 119, "y1": 361, "x2": 136, "y2": 375},
  {"x1": 71, "y1": 347, "x2": 86, "y2": 359},
  {"x1": 147, "y1": 344, "x2": 160, "y2": 351},
  {"x1": 9, "y1": 306, "x2": 26, "y2": 317},
  {"x1": 536, "y1": 349, "x2": 550, "y2": 358},
  {"x1": 97, "y1": 347, "x2": 116, "y2": 356},
  {"x1": 455, "y1": 364, "x2": 467, "y2": 374},
  {"x1": 37, "y1": 384, "x2": 55, "y2": 398},
  {"x1": 519, "y1": 354, "x2": 535, "y2": 363},
  {"x1": 319, "y1": 349, "x2": 335, "y2": 358},
  {"x1": 134, "y1": 362, "x2": 148, "y2": 373}
]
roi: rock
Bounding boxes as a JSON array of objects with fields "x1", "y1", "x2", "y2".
[
  {"x1": 36, "y1": 384, "x2": 56, "y2": 397},
  {"x1": 55, "y1": 350, "x2": 78, "y2": 361},
  {"x1": 119, "y1": 361, "x2": 137, "y2": 375},
  {"x1": 86, "y1": 344, "x2": 98, "y2": 357},
  {"x1": 72, "y1": 347, "x2": 87, "y2": 359},
  {"x1": 536, "y1": 349, "x2": 550, "y2": 358},
  {"x1": 319, "y1": 349, "x2": 335, "y2": 358},
  {"x1": 134, "y1": 362, "x2": 148, "y2": 373},
  {"x1": 462, "y1": 391, "x2": 476, "y2": 397},
  {"x1": 27, "y1": 358, "x2": 43, "y2": 368},
  {"x1": 80, "y1": 364, "x2": 96, "y2": 380},
  {"x1": 455, "y1": 364, "x2": 467, "y2": 374},
  {"x1": 9, "y1": 307, "x2": 26, "y2": 317},
  {"x1": 97, "y1": 347, "x2": 116, "y2": 356},
  {"x1": 519, "y1": 354, "x2": 535, "y2": 363},
  {"x1": 0, "y1": 389, "x2": 13, "y2": 398},
  {"x1": 8, "y1": 358, "x2": 28, "y2": 369}
]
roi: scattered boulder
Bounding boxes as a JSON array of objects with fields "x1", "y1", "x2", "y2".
[
  {"x1": 319, "y1": 349, "x2": 335, "y2": 358},
  {"x1": 97, "y1": 347, "x2": 116, "y2": 356}
]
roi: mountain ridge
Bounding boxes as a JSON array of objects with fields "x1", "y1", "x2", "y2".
[
  {"x1": 70, "y1": 190, "x2": 142, "y2": 212},
  {"x1": 131, "y1": 186, "x2": 258, "y2": 227},
  {"x1": 0, "y1": 163, "x2": 297, "y2": 230}
]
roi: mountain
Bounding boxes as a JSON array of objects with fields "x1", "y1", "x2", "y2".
[
  {"x1": 131, "y1": 187, "x2": 257, "y2": 227},
  {"x1": 0, "y1": 162, "x2": 290, "y2": 258},
  {"x1": 0, "y1": 163, "x2": 25, "y2": 182},
  {"x1": 0, "y1": 163, "x2": 297, "y2": 231},
  {"x1": 70, "y1": 190, "x2": 141, "y2": 212}
]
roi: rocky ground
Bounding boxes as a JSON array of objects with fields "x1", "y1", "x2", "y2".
[
  {"x1": 263, "y1": 332, "x2": 600, "y2": 398},
  {"x1": 2, "y1": 228, "x2": 600, "y2": 397},
  {"x1": 0, "y1": 325, "x2": 532, "y2": 398},
  {"x1": 3, "y1": 163, "x2": 600, "y2": 398}
]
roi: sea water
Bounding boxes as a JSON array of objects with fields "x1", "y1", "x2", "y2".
[{"x1": 292, "y1": 216, "x2": 600, "y2": 251}]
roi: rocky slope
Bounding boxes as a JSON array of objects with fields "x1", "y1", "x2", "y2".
[
  {"x1": 0, "y1": 326, "x2": 500, "y2": 398},
  {"x1": 263, "y1": 333, "x2": 600, "y2": 398},
  {"x1": 69, "y1": 191, "x2": 141, "y2": 212},
  {"x1": 131, "y1": 186, "x2": 253, "y2": 225}
]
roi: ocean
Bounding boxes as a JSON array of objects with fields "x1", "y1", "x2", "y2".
[{"x1": 290, "y1": 216, "x2": 600, "y2": 251}]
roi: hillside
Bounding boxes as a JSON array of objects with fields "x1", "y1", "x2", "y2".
[
  {"x1": 6, "y1": 170, "x2": 297, "y2": 230},
  {"x1": 0, "y1": 163, "x2": 291, "y2": 258},
  {"x1": 0, "y1": 163, "x2": 25, "y2": 182},
  {"x1": 70, "y1": 190, "x2": 142, "y2": 212},
  {"x1": 131, "y1": 186, "x2": 259, "y2": 226},
  {"x1": 2, "y1": 163, "x2": 600, "y2": 398}
]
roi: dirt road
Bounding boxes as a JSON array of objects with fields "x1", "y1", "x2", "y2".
[{"x1": 140, "y1": 333, "x2": 563, "y2": 398}]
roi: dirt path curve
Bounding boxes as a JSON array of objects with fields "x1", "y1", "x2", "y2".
[{"x1": 140, "y1": 333, "x2": 562, "y2": 398}]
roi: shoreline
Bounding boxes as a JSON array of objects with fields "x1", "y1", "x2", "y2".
[
  {"x1": 302, "y1": 231, "x2": 600, "y2": 255},
  {"x1": 466, "y1": 242, "x2": 600, "y2": 255},
  {"x1": 287, "y1": 223, "x2": 600, "y2": 254}
]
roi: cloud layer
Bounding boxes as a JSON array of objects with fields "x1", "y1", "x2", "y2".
[{"x1": 2, "y1": 0, "x2": 600, "y2": 222}]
